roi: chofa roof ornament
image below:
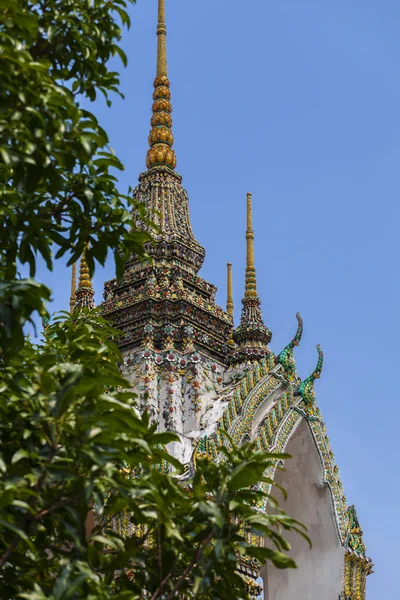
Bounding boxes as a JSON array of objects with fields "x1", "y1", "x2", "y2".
[
  {"x1": 277, "y1": 312, "x2": 303, "y2": 379},
  {"x1": 298, "y1": 344, "x2": 323, "y2": 403}
]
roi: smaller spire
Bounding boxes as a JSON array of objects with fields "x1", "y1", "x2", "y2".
[
  {"x1": 69, "y1": 262, "x2": 77, "y2": 312},
  {"x1": 226, "y1": 262, "x2": 234, "y2": 317},
  {"x1": 245, "y1": 193, "x2": 257, "y2": 298},
  {"x1": 232, "y1": 193, "x2": 271, "y2": 363},
  {"x1": 74, "y1": 246, "x2": 95, "y2": 310},
  {"x1": 226, "y1": 262, "x2": 235, "y2": 348}
]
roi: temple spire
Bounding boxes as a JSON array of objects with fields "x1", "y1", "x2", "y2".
[
  {"x1": 146, "y1": 0, "x2": 176, "y2": 170},
  {"x1": 245, "y1": 193, "x2": 258, "y2": 298},
  {"x1": 74, "y1": 247, "x2": 95, "y2": 310},
  {"x1": 232, "y1": 193, "x2": 272, "y2": 363},
  {"x1": 132, "y1": 0, "x2": 205, "y2": 273},
  {"x1": 226, "y1": 262, "x2": 235, "y2": 347},
  {"x1": 226, "y1": 262, "x2": 234, "y2": 317},
  {"x1": 69, "y1": 262, "x2": 76, "y2": 313}
]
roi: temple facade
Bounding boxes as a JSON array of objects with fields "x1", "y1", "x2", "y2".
[{"x1": 72, "y1": 1, "x2": 372, "y2": 597}]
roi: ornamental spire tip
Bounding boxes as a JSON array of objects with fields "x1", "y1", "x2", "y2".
[
  {"x1": 69, "y1": 262, "x2": 77, "y2": 313},
  {"x1": 245, "y1": 192, "x2": 258, "y2": 298},
  {"x1": 74, "y1": 246, "x2": 95, "y2": 310},
  {"x1": 157, "y1": 0, "x2": 167, "y2": 78},
  {"x1": 226, "y1": 262, "x2": 234, "y2": 317},
  {"x1": 146, "y1": 0, "x2": 177, "y2": 170}
]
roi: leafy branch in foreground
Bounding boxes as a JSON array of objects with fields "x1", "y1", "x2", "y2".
[
  {"x1": 0, "y1": 305, "x2": 308, "y2": 599},
  {"x1": 0, "y1": 0, "x2": 153, "y2": 281}
]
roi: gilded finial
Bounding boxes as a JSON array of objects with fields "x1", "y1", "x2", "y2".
[
  {"x1": 245, "y1": 193, "x2": 257, "y2": 299},
  {"x1": 226, "y1": 262, "x2": 234, "y2": 317},
  {"x1": 226, "y1": 262, "x2": 235, "y2": 347},
  {"x1": 157, "y1": 0, "x2": 167, "y2": 78},
  {"x1": 69, "y1": 262, "x2": 76, "y2": 313},
  {"x1": 146, "y1": 0, "x2": 177, "y2": 170},
  {"x1": 74, "y1": 246, "x2": 95, "y2": 310}
]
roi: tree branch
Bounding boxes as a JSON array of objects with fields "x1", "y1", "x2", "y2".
[
  {"x1": 150, "y1": 528, "x2": 215, "y2": 600},
  {"x1": 0, "y1": 535, "x2": 21, "y2": 569},
  {"x1": 157, "y1": 526, "x2": 163, "y2": 596}
]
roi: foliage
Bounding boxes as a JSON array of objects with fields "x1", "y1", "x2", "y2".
[
  {"x1": 0, "y1": 0, "x2": 308, "y2": 598},
  {"x1": 0, "y1": 307, "x2": 308, "y2": 599},
  {"x1": 0, "y1": 0, "x2": 153, "y2": 282}
]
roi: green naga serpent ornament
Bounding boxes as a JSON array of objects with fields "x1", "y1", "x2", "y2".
[
  {"x1": 346, "y1": 505, "x2": 367, "y2": 556},
  {"x1": 298, "y1": 344, "x2": 323, "y2": 404},
  {"x1": 277, "y1": 312, "x2": 303, "y2": 381}
]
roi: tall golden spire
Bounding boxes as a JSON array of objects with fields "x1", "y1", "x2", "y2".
[
  {"x1": 226, "y1": 262, "x2": 234, "y2": 316},
  {"x1": 232, "y1": 193, "x2": 272, "y2": 363},
  {"x1": 74, "y1": 247, "x2": 95, "y2": 310},
  {"x1": 146, "y1": 0, "x2": 177, "y2": 170},
  {"x1": 245, "y1": 193, "x2": 257, "y2": 299},
  {"x1": 69, "y1": 262, "x2": 76, "y2": 312}
]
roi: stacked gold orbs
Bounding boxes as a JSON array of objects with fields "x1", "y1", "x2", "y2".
[
  {"x1": 79, "y1": 256, "x2": 92, "y2": 289},
  {"x1": 146, "y1": 76, "x2": 177, "y2": 169}
]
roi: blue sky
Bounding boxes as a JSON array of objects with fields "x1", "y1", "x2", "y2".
[{"x1": 36, "y1": 0, "x2": 400, "y2": 596}]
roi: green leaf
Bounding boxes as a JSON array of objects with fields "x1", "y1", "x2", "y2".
[
  {"x1": 11, "y1": 449, "x2": 29, "y2": 465},
  {"x1": 0, "y1": 520, "x2": 36, "y2": 552}
]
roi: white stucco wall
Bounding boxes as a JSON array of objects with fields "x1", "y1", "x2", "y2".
[{"x1": 262, "y1": 419, "x2": 345, "y2": 600}]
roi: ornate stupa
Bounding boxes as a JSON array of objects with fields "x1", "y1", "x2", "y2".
[{"x1": 79, "y1": 1, "x2": 373, "y2": 597}]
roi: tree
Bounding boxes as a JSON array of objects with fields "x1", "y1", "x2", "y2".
[{"x1": 0, "y1": 1, "x2": 307, "y2": 598}]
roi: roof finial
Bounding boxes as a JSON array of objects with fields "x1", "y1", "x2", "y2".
[
  {"x1": 69, "y1": 262, "x2": 76, "y2": 313},
  {"x1": 157, "y1": 0, "x2": 167, "y2": 78},
  {"x1": 226, "y1": 262, "x2": 234, "y2": 317},
  {"x1": 232, "y1": 193, "x2": 272, "y2": 364},
  {"x1": 245, "y1": 193, "x2": 257, "y2": 298},
  {"x1": 146, "y1": 0, "x2": 177, "y2": 170},
  {"x1": 74, "y1": 246, "x2": 95, "y2": 310},
  {"x1": 226, "y1": 262, "x2": 235, "y2": 347}
]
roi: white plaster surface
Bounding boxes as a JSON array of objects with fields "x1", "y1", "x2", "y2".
[
  {"x1": 121, "y1": 348, "x2": 230, "y2": 462},
  {"x1": 262, "y1": 419, "x2": 345, "y2": 600}
]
